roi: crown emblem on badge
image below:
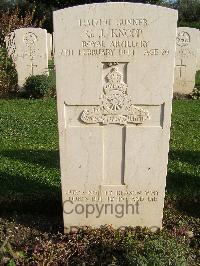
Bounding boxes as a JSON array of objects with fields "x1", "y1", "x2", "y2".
[{"x1": 81, "y1": 66, "x2": 150, "y2": 125}]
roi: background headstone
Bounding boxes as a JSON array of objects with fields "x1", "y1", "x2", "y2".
[
  {"x1": 54, "y1": 3, "x2": 178, "y2": 232},
  {"x1": 174, "y1": 27, "x2": 199, "y2": 94},
  {"x1": 6, "y1": 28, "x2": 48, "y2": 87},
  {"x1": 52, "y1": 32, "x2": 55, "y2": 56},
  {"x1": 196, "y1": 31, "x2": 200, "y2": 71},
  {"x1": 47, "y1": 33, "x2": 53, "y2": 59}
]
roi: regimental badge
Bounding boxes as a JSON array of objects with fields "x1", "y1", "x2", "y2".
[
  {"x1": 81, "y1": 67, "x2": 150, "y2": 125},
  {"x1": 176, "y1": 31, "x2": 190, "y2": 47}
]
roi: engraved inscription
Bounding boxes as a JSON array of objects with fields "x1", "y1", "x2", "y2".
[
  {"x1": 23, "y1": 32, "x2": 38, "y2": 47},
  {"x1": 177, "y1": 31, "x2": 190, "y2": 47},
  {"x1": 78, "y1": 18, "x2": 148, "y2": 27},
  {"x1": 176, "y1": 59, "x2": 186, "y2": 78},
  {"x1": 23, "y1": 32, "x2": 38, "y2": 58},
  {"x1": 58, "y1": 17, "x2": 170, "y2": 58},
  {"x1": 65, "y1": 189, "x2": 159, "y2": 203},
  {"x1": 27, "y1": 61, "x2": 38, "y2": 75},
  {"x1": 81, "y1": 66, "x2": 150, "y2": 125}
]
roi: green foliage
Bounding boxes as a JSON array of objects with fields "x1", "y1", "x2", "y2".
[
  {"x1": 190, "y1": 87, "x2": 200, "y2": 100},
  {"x1": 0, "y1": 5, "x2": 45, "y2": 46},
  {"x1": 23, "y1": 72, "x2": 56, "y2": 99},
  {"x1": 189, "y1": 71, "x2": 200, "y2": 99},
  {"x1": 195, "y1": 70, "x2": 200, "y2": 88},
  {"x1": 19, "y1": 0, "x2": 162, "y2": 9},
  {"x1": 179, "y1": 20, "x2": 200, "y2": 29},
  {"x1": 170, "y1": 0, "x2": 200, "y2": 28},
  {"x1": 178, "y1": 0, "x2": 200, "y2": 23},
  {"x1": 125, "y1": 234, "x2": 189, "y2": 265},
  {"x1": 0, "y1": 47, "x2": 18, "y2": 98}
]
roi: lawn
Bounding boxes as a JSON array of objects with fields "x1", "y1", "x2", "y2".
[
  {"x1": 0, "y1": 99, "x2": 199, "y2": 265},
  {"x1": 196, "y1": 70, "x2": 200, "y2": 88}
]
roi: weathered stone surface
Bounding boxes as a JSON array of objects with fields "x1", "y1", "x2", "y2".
[
  {"x1": 174, "y1": 27, "x2": 200, "y2": 94},
  {"x1": 54, "y1": 3, "x2": 178, "y2": 232},
  {"x1": 52, "y1": 32, "x2": 55, "y2": 56},
  {"x1": 196, "y1": 31, "x2": 200, "y2": 71},
  {"x1": 6, "y1": 28, "x2": 48, "y2": 87},
  {"x1": 47, "y1": 33, "x2": 53, "y2": 58}
]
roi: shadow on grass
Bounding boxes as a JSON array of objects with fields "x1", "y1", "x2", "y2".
[
  {"x1": 0, "y1": 149, "x2": 63, "y2": 231},
  {"x1": 0, "y1": 169, "x2": 63, "y2": 232},
  {"x1": 169, "y1": 150, "x2": 200, "y2": 166},
  {"x1": 1, "y1": 148, "x2": 199, "y2": 230},
  {"x1": 167, "y1": 148, "x2": 200, "y2": 218},
  {"x1": 0, "y1": 170, "x2": 61, "y2": 212},
  {"x1": 0, "y1": 149, "x2": 61, "y2": 214},
  {"x1": 1, "y1": 149, "x2": 60, "y2": 169},
  {"x1": 167, "y1": 170, "x2": 200, "y2": 218}
]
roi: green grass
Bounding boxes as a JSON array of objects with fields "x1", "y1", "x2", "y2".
[
  {"x1": 0, "y1": 99, "x2": 199, "y2": 209},
  {"x1": 167, "y1": 100, "x2": 200, "y2": 219},
  {"x1": 168, "y1": 100, "x2": 200, "y2": 196},
  {"x1": 0, "y1": 99, "x2": 61, "y2": 214},
  {"x1": 195, "y1": 70, "x2": 200, "y2": 88},
  {"x1": 0, "y1": 99, "x2": 199, "y2": 264}
]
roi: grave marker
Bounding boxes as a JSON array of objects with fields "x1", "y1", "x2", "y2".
[
  {"x1": 197, "y1": 31, "x2": 200, "y2": 71},
  {"x1": 47, "y1": 33, "x2": 53, "y2": 58},
  {"x1": 6, "y1": 28, "x2": 48, "y2": 87},
  {"x1": 54, "y1": 3, "x2": 178, "y2": 232},
  {"x1": 174, "y1": 27, "x2": 200, "y2": 94}
]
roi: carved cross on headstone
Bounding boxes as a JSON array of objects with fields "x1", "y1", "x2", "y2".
[
  {"x1": 74, "y1": 66, "x2": 152, "y2": 186},
  {"x1": 27, "y1": 60, "x2": 38, "y2": 75},
  {"x1": 176, "y1": 59, "x2": 186, "y2": 78}
]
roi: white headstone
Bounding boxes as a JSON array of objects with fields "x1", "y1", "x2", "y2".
[
  {"x1": 196, "y1": 31, "x2": 200, "y2": 71},
  {"x1": 52, "y1": 32, "x2": 55, "y2": 56},
  {"x1": 6, "y1": 28, "x2": 49, "y2": 87},
  {"x1": 174, "y1": 27, "x2": 200, "y2": 94},
  {"x1": 54, "y1": 3, "x2": 178, "y2": 232},
  {"x1": 47, "y1": 33, "x2": 53, "y2": 58}
]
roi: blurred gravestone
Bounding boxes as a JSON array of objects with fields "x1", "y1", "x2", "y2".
[
  {"x1": 5, "y1": 28, "x2": 48, "y2": 87},
  {"x1": 52, "y1": 32, "x2": 55, "y2": 56},
  {"x1": 174, "y1": 27, "x2": 200, "y2": 94},
  {"x1": 196, "y1": 31, "x2": 200, "y2": 71},
  {"x1": 54, "y1": 3, "x2": 178, "y2": 232},
  {"x1": 47, "y1": 33, "x2": 53, "y2": 59}
]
